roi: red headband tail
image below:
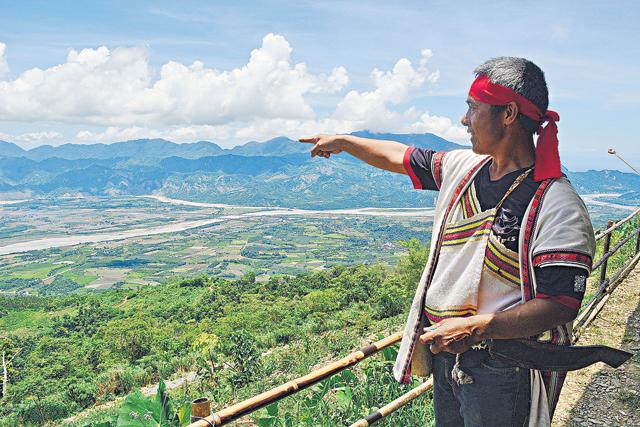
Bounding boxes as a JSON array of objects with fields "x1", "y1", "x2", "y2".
[{"x1": 469, "y1": 75, "x2": 561, "y2": 182}]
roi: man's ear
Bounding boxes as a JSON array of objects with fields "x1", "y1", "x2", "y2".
[{"x1": 503, "y1": 101, "x2": 519, "y2": 126}]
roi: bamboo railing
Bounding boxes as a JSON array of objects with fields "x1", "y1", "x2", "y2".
[
  {"x1": 188, "y1": 206, "x2": 640, "y2": 426},
  {"x1": 188, "y1": 333, "x2": 404, "y2": 426},
  {"x1": 573, "y1": 207, "x2": 640, "y2": 342}
]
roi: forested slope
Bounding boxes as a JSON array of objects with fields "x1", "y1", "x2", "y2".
[{"x1": 0, "y1": 241, "x2": 430, "y2": 426}]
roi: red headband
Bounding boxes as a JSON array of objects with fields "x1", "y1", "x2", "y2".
[{"x1": 469, "y1": 74, "x2": 561, "y2": 182}]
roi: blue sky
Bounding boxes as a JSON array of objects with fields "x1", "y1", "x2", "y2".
[{"x1": 0, "y1": 0, "x2": 638, "y2": 171}]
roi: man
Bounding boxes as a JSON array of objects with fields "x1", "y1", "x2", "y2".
[{"x1": 300, "y1": 57, "x2": 595, "y2": 426}]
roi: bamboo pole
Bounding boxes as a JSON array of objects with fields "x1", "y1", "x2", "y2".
[
  {"x1": 576, "y1": 249, "x2": 640, "y2": 329},
  {"x1": 599, "y1": 220, "x2": 615, "y2": 285},
  {"x1": 187, "y1": 332, "x2": 403, "y2": 427},
  {"x1": 592, "y1": 225, "x2": 640, "y2": 270},
  {"x1": 575, "y1": 279, "x2": 608, "y2": 329},
  {"x1": 1, "y1": 348, "x2": 21, "y2": 399},
  {"x1": 574, "y1": 250, "x2": 640, "y2": 342},
  {"x1": 595, "y1": 207, "x2": 640, "y2": 241},
  {"x1": 349, "y1": 378, "x2": 434, "y2": 427},
  {"x1": 595, "y1": 250, "x2": 640, "y2": 297},
  {"x1": 574, "y1": 293, "x2": 611, "y2": 343},
  {"x1": 190, "y1": 397, "x2": 211, "y2": 424},
  {"x1": 2, "y1": 352, "x2": 6, "y2": 399}
]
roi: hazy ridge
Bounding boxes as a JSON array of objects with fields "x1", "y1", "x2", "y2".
[{"x1": 1, "y1": 132, "x2": 638, "y2": 209}]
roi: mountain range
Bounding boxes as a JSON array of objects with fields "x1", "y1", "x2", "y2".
[
  {"x1": 0, "y1": 132, "x2": 638, "y2": 209},
  {"x1": 0, "y1": 131, "x2": 458, "y2": 161}
]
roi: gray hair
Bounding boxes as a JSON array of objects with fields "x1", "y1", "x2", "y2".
[{"x1": 474, "y1": 57, "x2": 548, "y2": 134}]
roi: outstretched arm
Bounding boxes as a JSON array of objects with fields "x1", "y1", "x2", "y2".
[{"x1": 299, "y1": 134, "x2": 409, "y2": 175}]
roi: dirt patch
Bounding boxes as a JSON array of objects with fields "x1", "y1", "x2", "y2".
[
  {"x1": 554, "y1": 263, "x2": 640, "y2": 426},
  {"x1": 85, "y1": 268, "x2": 129, "y2": 289}
]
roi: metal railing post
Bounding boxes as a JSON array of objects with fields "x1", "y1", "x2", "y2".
[
  {"x1": 599, "y1": 220, "x2": 615, "y2": 286},
  {"x1": 636, "y1": 226, "x2": 640, "y2": 254}
]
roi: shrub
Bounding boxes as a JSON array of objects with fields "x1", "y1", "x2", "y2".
[
  {"x1": 66, "y1": 380, "x2": 97, "y2": 408},
  {"x1": 303, "y1": 288, "x2": 342, "y2": 313},
  {"x1": 15, "y1": 393, "x2": 74, "y2": 425},
  {"x1": 96, "y1": 366, "x2": 141, "y2": 398},
  {"x1": 373, "y1": 280, "x2": 407, "y2": 319},
  {"x1": 220, "y1": 330, "x2": 261, "y2": 386}
]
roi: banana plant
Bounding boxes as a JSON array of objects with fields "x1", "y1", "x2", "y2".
[{"x1": 111, "y1": 379, "x2": 190, "y2": 427}]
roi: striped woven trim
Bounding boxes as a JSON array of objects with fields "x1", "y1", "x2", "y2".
[
  {"x1": 441, "y1": 215, "x2": 494, "y2": 247},
  {"x1": 459, "y1": 182, "x2": 482, "y2": 219},
  {"x1": 519, "y1": 178, "x2": 573, "y2": 419},
  {"x1": 532, "y1": 251, "x2": 593, "y2": 270},
  {"x1": 542, "y1": 324, "x2": 572, "y2": 417},
  {"x1": 398, "y1": 156, "x2": 490, "y2": 384},
  {"x1": 424, "y1": 305, "x2": 478, "y2": 323},
  {"x1": 484, "y1": 236, "x2": 521, "y2": 288},
  {"x1": 520, "y1": 178, "x2": 554, "y2": 301}
]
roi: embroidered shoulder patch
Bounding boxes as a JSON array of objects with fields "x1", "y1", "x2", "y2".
[{"x1": 574, "y1": 275, "x2": 587, "y2": 293}]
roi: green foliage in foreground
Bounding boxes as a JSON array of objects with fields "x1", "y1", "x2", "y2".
[
  {"x1": 251, "y1": 344, "x2": 433, "y2": 427},
  {"x1": 0, "y1": 240, "x2": 429, "y2": 426}
]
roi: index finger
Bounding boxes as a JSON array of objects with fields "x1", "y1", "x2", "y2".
[
  {"x1": 419, "y1": 330, "x2": 436, "y2": 344},
  {"x1": 298, "y1": 136, "x2": 319, "y2": 143}
]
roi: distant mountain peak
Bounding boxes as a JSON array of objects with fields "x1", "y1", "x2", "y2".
[
  {"x1": 0, "y1": 131, "x2": 467, "y2": 161},
  {"x1": 0, "y1": 140, "x2": 27, "y2": 157}
]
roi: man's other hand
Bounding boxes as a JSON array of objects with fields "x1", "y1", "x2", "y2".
[
  {"x1": 299, "y1": 134, "x2": 344, "y2": 158},
  {"x1": 419, "y1": 316, "x2": 489, "y2": 354}
]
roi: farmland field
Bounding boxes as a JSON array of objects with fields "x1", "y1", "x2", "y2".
[
  {"x1": 0, "y1": 196, "x2": 434, "y2": 296},
  {"x1": 0, "y1": 194, "x2": 632, "y2": 297}
]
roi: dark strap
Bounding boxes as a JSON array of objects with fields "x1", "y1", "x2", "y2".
[
  {"x1": 487, "y1": 338, "x2": 632, "y2": 372},
  {"x1": 494, "y1": 167, "x2": 532, "y2": 211}
]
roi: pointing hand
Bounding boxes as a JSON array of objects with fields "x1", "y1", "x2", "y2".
[{"x1": 299, "y1": 134, "x2": 344, "y2": 158}]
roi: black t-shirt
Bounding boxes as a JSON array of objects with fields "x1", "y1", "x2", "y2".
[{"x1": 407, "y1": 147, "x2": 587, "y2": 309}]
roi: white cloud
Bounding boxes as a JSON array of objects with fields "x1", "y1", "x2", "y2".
[
  {"x1": 0, "y1": 42, "x2": 9, "y2": 78},
  {"x1": 0, "y1": 130, "x2": 65, "y2": 149},
  {"x1": 328, "y1": 48, "x2": 468, "y2": 142},
  {"x1": 334, "y1": 49, "x2": 439, "y2": 126},
  {"x1": 0, "y1": 35, "x2": 468, "y2": 146},
  {"x1": 15, "y1": 131, "x2": 63, "y2": 142},
  {"x1": 0, "y1": 34, "x2": 348, "y2": 127}
]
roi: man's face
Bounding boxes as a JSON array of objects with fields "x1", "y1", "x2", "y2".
[{"x1": 461, "y1": 96, "x2": 503, "y2": 155}]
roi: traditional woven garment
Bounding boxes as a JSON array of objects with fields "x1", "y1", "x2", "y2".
[
  {"x1": 393, "y1": 149, "x2": 596, "y2": 426},
  {"x1": 423, "y1": 167, "x2": 530, "y2": 324}
]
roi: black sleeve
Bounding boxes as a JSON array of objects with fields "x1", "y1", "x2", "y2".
[
  {"x1": 404, "y1": 146, "x2": 439, "y2": 191},
  {"x1": 534, "y1": 266, "x2": 588, "y2": 310}
]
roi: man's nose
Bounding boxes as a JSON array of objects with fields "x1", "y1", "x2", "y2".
[{"x1": 460, "y1": 113, "x2": 469, "y2": 126}]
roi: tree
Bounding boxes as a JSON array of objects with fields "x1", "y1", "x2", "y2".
[
  {"x1": 220, "y1": 330, "x2": 261, "y2": 385},
  {"x1": 395, "y1": 238, "x2": 429, "y2": 293},
  {"x1": 101, "y1": 317, "x2": 155, "y2": 363}
]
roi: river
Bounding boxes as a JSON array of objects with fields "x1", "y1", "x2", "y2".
[
  {"x1": 0, "y1": 196, "x2": 435, "y2": 255},
  {"x1": 1, "y1": 193, "x2": 633, "y2": 256}
]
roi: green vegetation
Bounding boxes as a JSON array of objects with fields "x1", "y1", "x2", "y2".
[
  {"x1": 0, "y1": 195, "x2": 637, "y2": 426},
  {"x1": 0, "y1": 240, "x2": 432, "y2": 426}
]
